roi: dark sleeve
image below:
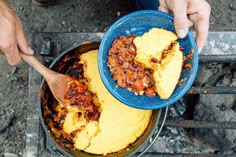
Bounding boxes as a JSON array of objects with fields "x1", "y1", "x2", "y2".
[{"x1": 134, "y1": 0, "x2": 160, "y2": 10}]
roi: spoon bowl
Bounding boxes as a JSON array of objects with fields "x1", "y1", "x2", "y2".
[{"x1": 21, "y1": 53, "x2": 74, "y2": 106}]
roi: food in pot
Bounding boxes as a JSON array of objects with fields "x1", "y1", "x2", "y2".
[
  {"x1": 107, "y1": 28, "x2": 183, "y2": 99},
  {"x1": 63, "y1": 79, "x2": 100, "y2": 121},
  {"x1": 55, "y1": 50, "x2": 152, "y2": 155}
]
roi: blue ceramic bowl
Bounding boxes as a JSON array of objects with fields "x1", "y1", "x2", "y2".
[{"x1": 98, "y1": 10, "x2": 198, "y2": 110}]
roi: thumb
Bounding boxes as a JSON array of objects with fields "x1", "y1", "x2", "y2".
[
  {"x1": 16, "y1": 20, "x2": 34, "y2": 55},
  {"x1": 172, "y1": 0, "x2": 189, "y2": 38}
]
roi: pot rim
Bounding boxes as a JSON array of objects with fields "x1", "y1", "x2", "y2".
[{"x1": 39, "y1": 42, "x2": 168, "y2": 157}]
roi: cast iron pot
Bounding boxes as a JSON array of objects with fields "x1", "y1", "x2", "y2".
[{"x1": 39, "y1": 42, "x2": 168, "y2": 157}]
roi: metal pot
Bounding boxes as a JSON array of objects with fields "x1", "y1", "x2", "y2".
[{"x1": 39, "y1": 42, "x2": 168, "y2": 157}]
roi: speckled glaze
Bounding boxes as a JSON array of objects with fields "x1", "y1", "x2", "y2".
[{"x1": 98, "y1": 10, "x2": 198, "y2": 110}]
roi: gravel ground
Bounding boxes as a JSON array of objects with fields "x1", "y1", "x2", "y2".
[{"x1": 0, "y1": 0, "x2": 235, "y2": 156}]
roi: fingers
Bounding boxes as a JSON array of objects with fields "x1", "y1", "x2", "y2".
[
  {"x1": 188, "y1": 19, "x2": 194, "y2": 27},
  {"x1": 0, "y1": 16, "x2": 21, "y2": 65},
  {"x1": 158, "y1": 0, "x2": 168, "y2": 12},
  {"x1": 189, "y1": 13, "x2": 210, "y2": 52},
  {"x1": 188, "y1": 0, "x2": 211, "y2": 52},
  {"x1": 159, "y1": 0, "x2": 189, "y2": 38},
  {"x1": 0, "y1": 37, "x2": 21, "y2": 66},
  {"x1": 159, "y1": 0, "x2": 211, "y2": 52},
  {"x1": 0, "y1": 1, "x2": 32, "y2": 66},
  {"x1": 16, "y1": 18, "x2": 34, "y2": 55},
  {"x1": 5, "y1": 48, "x2": 21, "y2": 66},
  {"x1": 158, "y1": 6, "x2": 169, "y2": 14},
  {"x1": 172, "y1": 0, "x2": 189, "y2": 39}
]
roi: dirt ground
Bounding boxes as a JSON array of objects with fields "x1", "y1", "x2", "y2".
[{"x1": 0, "y1": 0, "x2": 235, "y2": 156}]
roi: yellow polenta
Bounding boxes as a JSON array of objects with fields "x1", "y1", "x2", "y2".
[
  {"x1": 134, "y1": 28, "x2": 183, "y2": 99},
  {"x1": 154, "y1": 42, "x2": 183, "y2": 99},
  {"x1": 134, "y1": 28, "x2": 177, "y2": 69},
  {"x1": 63, "y1": 50, "x2": 152, "y2": 155}
]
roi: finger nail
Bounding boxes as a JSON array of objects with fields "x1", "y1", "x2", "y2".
[
  {"x1": 177, "y1": 29, "x2": 186, "y2": 38},
  {"x1": 198, "y1": 47, "x2": 203, "y2": 53},
  {"x1": 28, "y1": 47, "x2": 34, "y2": 55}
]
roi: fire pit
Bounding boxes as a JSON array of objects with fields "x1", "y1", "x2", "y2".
[{"x1": 23, "y1": 32, "x2": 236, "y2": 157}]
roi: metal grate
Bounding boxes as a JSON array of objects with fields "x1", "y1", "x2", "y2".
[{"x1": 24, "y1": 32, "x2": 236, "y2": 157}]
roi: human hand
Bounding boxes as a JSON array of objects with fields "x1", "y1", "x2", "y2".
[
  {"x1": 158, "y1": 0, "x2": 211, "y2": 52},
  {"x1": 0, "y1": 0, "x2": 34, "y2": 66}
]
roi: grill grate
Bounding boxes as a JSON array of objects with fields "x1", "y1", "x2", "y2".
[{"x1": 24, "y1": 32, "x2": 236, "y2": 157}]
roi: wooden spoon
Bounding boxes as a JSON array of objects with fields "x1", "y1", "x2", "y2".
[{"x1": 21, "y1": 53, "x2": 74, "y2": 106}]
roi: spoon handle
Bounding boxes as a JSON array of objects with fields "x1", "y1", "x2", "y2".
[{"x1": 21, "y1": 53, "x2": 55, "y2": 81}]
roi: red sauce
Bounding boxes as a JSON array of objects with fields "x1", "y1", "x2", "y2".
[
  {"x1": 107, "y1": 35, "x2": 156, "y2": 97},
  {"x1": 64, "y1": 81, "x2": 100, "y2": 121}
]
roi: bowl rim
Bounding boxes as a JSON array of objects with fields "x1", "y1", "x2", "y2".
[{"x1": 98, "y1": 10, "x2": 199, "y2": 110}]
